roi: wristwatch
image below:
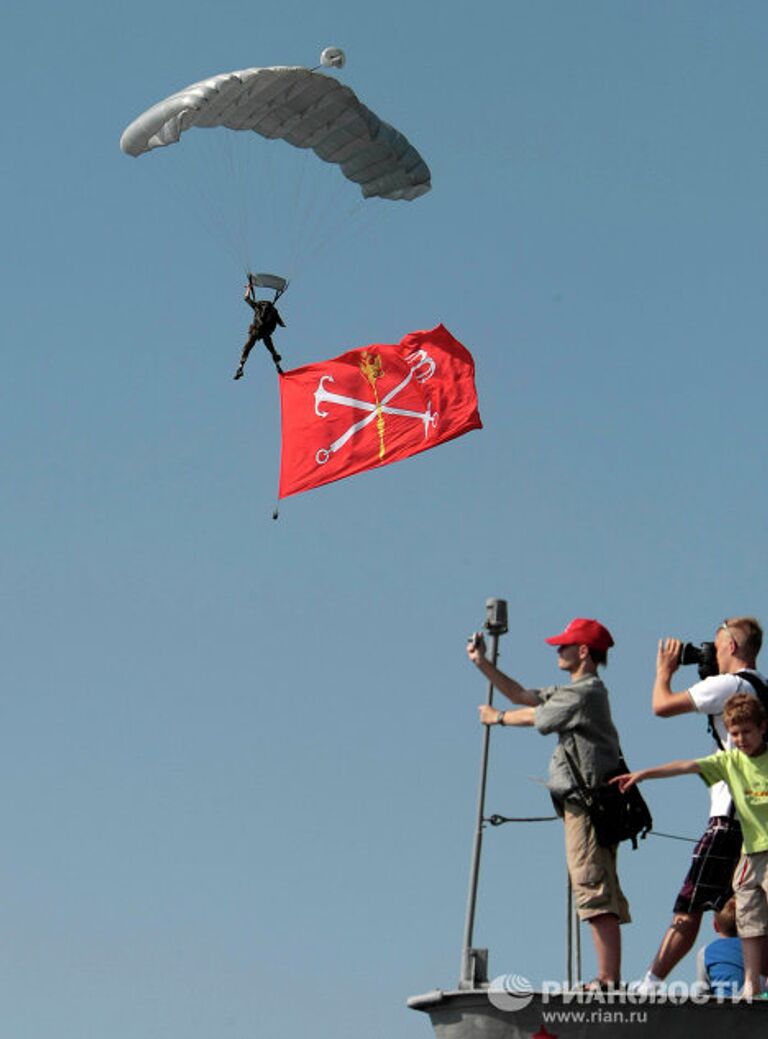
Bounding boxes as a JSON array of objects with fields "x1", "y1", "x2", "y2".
[{"x1": 496, "y1": 709, "x2": 506, "y2": 726}]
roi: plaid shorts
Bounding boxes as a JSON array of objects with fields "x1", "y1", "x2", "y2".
[{"x1": 673, "y1": 815, "x2": 744, "y2": 915}]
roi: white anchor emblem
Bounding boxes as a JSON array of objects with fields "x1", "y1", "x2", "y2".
[{"x1": 313, "y1": 349, "x2": 438, "y2": 465}]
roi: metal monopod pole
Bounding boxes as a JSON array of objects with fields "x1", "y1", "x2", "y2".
[{"x1": 460, "y1": 597, "x2": 509, "y2": 989}]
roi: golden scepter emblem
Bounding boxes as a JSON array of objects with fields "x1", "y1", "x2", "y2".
[{"x1": 359, "y1": 350, "x2": 386, "y2": 461}]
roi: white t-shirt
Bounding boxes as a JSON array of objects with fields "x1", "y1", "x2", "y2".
[{"x1": 688, "y1": 670, "x2": 766, "y2": 817}]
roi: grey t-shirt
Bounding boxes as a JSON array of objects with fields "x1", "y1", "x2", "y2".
[{"x1": 532, "y1": 673, "x2": 622, "y2": 803}]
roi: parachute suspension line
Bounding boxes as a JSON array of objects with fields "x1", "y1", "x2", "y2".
[
  {"x1": 283, "y1": 147, "x2": 312, "y2": 277},
  {"x1": 298, "y1": 179, "x2": 353, "y2": 255},
  {"x1": 148, "y1": 144, "x2": 249, "y2": 273},
  {"x1": 228, "y1": 138, "x2": 324, "y2": 289},
  {"x1": 221, "y1": 130, "x2": 254, "y2": 274},
  {"x1": 284, "y1": 146, "x2": 334, "y2": 277},
  {"x1": 288, "y1": 194, "x2": 385, "y2": 283},
  {"x1": 286, "y1": 145, "x2": 381, "y2": 278},
  {"x1": 285, "y1": 174, "x2": 375, "y2": 284},
  {"x1": 172, "y1": 132, "x2": 254, "y2": 272},
  {"x1": 252, "y1": 130, "x2": 282, "y2": 267}
]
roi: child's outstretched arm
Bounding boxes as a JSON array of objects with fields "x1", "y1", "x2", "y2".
[{"x1": 611, "y1": 760, "x2": 701, "y2": 793}]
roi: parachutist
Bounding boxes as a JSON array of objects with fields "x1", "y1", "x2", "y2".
[{"x1": 234, "y1": 282, "x2": 285, "y2": 379}]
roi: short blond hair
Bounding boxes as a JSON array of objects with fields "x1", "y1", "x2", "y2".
[{"x1": 725, "y1": 616, "x2": 763, "y2": 660}]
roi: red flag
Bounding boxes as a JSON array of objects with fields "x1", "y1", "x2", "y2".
[{"x1": 278, "y1": 324, "x2": 482, "y2": 499}]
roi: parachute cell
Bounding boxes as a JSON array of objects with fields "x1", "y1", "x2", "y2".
[{"x1": 119, "y1": 66, "x2": 431, "y2": 202}]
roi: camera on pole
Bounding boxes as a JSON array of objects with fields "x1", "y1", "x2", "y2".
[{"x1": 484, "y1": 598, "x2": 508, "y2": 636}]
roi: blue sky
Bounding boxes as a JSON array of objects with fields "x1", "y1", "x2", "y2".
[{"x1": 3, "y1": 1, "x2": 768, "y2": 1036}]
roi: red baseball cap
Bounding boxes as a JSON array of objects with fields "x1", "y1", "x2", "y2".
[{"x1": 545, "y1": 618, "x2": 615, "y2": 652}]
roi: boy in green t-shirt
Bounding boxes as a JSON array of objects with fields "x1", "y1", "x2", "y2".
[{"x1": 613, "y1": 693, "x2": 768, "y2": 999}]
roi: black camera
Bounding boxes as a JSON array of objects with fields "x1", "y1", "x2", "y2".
[
  {"x1": 484, "y1": 598, "x2": 508, "y2": 635},
  {"x1": 679, "y1": 641, "x2": 718, "y2": 681}
]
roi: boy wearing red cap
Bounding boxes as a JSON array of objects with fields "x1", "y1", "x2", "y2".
[{"x1": 468, "y1": 617, "x2": 629, "y2": 989}]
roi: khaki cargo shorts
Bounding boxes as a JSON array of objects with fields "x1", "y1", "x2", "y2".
[
  {"x1": 563, "y1": 802, "x2": 631, "y2": 923},
  {"x1": 733, "y1": 850, "x2": 768, "y2": 938}
]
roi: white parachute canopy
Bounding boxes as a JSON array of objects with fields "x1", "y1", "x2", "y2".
[{"x1": 119, "y1": 64, "x2": 430, "y2": 202}]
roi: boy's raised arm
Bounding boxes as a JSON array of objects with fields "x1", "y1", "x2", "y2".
[{"x1": 611, "y1": 760, "x2": 701, "y2": 793}]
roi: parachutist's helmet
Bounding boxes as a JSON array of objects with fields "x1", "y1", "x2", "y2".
[{"x1": 320, "y1": 46, "x2": 346, "y2": 69}]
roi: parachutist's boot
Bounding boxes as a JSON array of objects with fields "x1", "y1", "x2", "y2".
[{"x1": 234, "y1": 366, "x2": 244, "y2": 380}]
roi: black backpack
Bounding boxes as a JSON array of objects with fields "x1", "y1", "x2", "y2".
[{"x1": 562, "y1": 747, "x2": 653, "y2": 850}]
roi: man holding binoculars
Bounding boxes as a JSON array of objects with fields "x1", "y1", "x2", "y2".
[{"x1": 632, "y1": 617, "x2": 765, "y2": 994}]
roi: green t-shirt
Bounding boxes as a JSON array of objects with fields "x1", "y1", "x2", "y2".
[{"x1": 697, "y1": 748, "x2": 768, "y2": 853}]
